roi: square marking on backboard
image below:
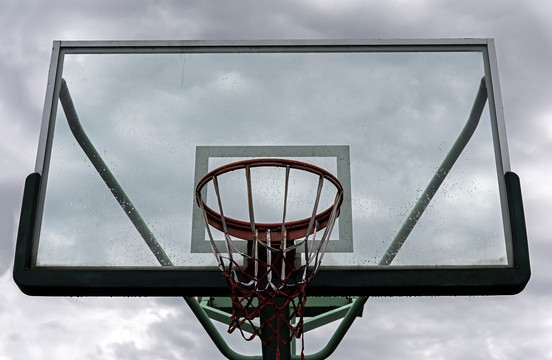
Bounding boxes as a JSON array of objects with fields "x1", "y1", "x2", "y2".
[{"x1": 191, "y1": 145, "x2": 353, "y2": 253}]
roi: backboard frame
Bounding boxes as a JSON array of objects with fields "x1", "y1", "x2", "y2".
[{"x1": 14, "y1": 39, "x2": 530, "y2": 296}]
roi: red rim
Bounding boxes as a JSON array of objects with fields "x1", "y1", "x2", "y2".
[{"x1": 196, "y1": 158, "x2": 343, "y2": 241}]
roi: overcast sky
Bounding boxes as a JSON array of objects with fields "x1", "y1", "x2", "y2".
[{"x1": 1, "y1": 1, "x2": 551, "y2": 359}]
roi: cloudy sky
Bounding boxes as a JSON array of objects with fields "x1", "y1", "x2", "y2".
[{"x1": 1, "y1": 1, "x2": 551, "y2": 359}]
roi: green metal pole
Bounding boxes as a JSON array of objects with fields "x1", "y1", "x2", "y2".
[
  {"x1": 260, "y1": 298, "x2": 291, "y2": 360},
  {"x1": 379, "y1": 77, "x2": 488, "y2": 266},
  {"x1": 59, "y1": 79, "x2": 173, "y2": 267},
  {"x1": 185, "y1": 297, "x2": 263, "y2": 360},
  {"x1": 297, "y1": 296, "x2": 368, "y2": 360}
]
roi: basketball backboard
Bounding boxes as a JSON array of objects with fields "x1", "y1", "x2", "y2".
[{"x1": 14, "y1": 39, "x2": 529, "y2": 296}]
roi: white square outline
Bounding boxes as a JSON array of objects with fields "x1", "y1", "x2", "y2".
[{"x1": 191, "y1": 145, "x2": 353, "y2": 253}]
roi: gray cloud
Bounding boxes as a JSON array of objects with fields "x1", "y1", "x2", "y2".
[
  {"x1": 1, "y1": 1, "x2": 550, "y2": 359},
  {"x1": 0, "y1": 183, "x2": 21, "y2": 275}
]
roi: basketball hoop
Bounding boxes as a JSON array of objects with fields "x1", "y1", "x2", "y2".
[{"x1": 196, "y1": 158, "x2": 343, "y2": 358}]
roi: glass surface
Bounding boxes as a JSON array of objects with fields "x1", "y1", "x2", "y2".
[{"x1": 35, "y1": 46, "x2": 508, "y2": 269}]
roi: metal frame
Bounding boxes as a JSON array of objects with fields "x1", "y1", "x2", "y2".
[
  {"x1": 14, "y1": 39, "x2": 529, "y2": 297},
  {"x1": 188, "y1": 296, "x2": 369, "y2": 360},
  {"x1": 34, "y1": 39, "x2": 512, "y2": 174},
  {"x1": 14, "y1": 171, "x2": 530, "y2": 296}
]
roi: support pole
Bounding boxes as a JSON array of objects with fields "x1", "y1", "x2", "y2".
[
  {"x1": 59, "y1": 79, "x2": 172, "y2": 267},
  {"x1": 260, "y1": 298, "x2": 291, "y2": 360},
  {"x1": 379, "y1": 77, "x2": 488, "y2": 265}
]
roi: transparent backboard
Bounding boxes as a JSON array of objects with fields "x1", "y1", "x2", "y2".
[{"x1": 14, "y1": 40, "x2": 530, "y2": 296}]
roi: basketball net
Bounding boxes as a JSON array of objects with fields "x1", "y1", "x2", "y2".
[{"x1": 196, "y1": 159, "x2": 343, "y2": 359}]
